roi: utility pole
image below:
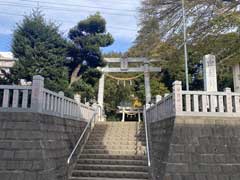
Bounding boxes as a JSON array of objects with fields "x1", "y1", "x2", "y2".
[{"x1": 181, "y1": 0, "x2": 189, "y2": 91}]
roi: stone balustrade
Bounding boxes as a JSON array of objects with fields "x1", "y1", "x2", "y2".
[
  {"x1": 0, "y1": 85, "x2": 32, "y2": 109},
  {"x1": 181, "y1": 88, "x2": 238, "y2": 114},
  {"x1": 146, "y1": 93, "x2": 174, "y2": 122},
  {"x1": 147, "y1": 81, "x2": 240, "y2": 122},
  {"x1": 0, "y1": 75, "x2": 96, "y2": 121}
]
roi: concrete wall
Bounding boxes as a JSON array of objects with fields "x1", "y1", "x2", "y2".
[
  {"x1": 0, "y1": 112, "x2": 87, "y2": 180},
  {"x1": 149, "y1": 116, "x2": 240, "y2": 180}
]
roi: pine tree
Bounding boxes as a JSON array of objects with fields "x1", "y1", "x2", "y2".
[
  {"x1": 67, "y1": 13, "x2": 114, "y2": 101},
  {"x1": 67, "y1": 13, "x2": 114, "y2": 86}
]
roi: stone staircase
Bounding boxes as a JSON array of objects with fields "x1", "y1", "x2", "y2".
[{"x1": 69, "y1": 122, "x2": 149, "y2": 180}]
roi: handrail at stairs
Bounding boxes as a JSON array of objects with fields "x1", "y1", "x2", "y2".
[
  {"x1": 143, "y1": 105, "x2": 151, "y2": 167},
  {"x1": 67, "y1": 112, "x2": 97, "y2": 165}
]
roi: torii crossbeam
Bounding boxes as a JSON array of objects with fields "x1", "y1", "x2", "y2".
[{"x1": 97, "y1": 57, "x2": 161, "y2": 114}]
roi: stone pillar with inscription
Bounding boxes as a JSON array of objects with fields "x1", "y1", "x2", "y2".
[
  {"x1": 232, "y1": 63, "x2": 240, "y2": 93},
  {"x1": 203, "y1": 55, "x2": 218, "y2": 110},
  {"x1": 203, "y1": 54, "x2": 218, "y2": 92},
  {"x1": 172, "y1": 81, "x2": 183, "y2": 114}
]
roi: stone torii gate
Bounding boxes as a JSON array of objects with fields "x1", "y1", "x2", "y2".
[{"x1": 97, "y1": 57, "x2": 161, "y2": 111}]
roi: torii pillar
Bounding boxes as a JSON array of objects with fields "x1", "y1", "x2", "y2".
[
  {"x1": 97, "y1": 72, "x2": 105, "y2": 121},
  {"x1": 144, "y1": 59, "x2": 151, "y2": 104}
]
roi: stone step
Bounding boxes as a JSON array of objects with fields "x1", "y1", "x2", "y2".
[
  {"x1": 82, "y1": 149, "x2": 146, "y2": 155},
  {"x1": 91, "y1": 131, "x2": 145, "y2": 135},
  {"x1": 93, "y1": 125, "x2": 145, "y2": 129},
  {"x1": 71, "y1": 170, "x2": 149, "y2": 179},
  {"x1": 90, "y1": 135, "x2": 145, "y2": 138},
  {"x1": 94, "y1": 121, "x2": 144, "y2": 126},
  {"x1": 93, "y1": 126, "x2": 144, "y2": 130},
  {"x1": 90, "y1": 132, "x2": 146, "y2": 136},
  {"x1": 94, "y1": 124, "x2": 145, "y2": 127},
  {"x1": 74, "y1": 164, "x2": 148, "y2": 172},
  {"x1": 92, "y1": 126, "x2": 143, "y2": 129},
  {"x1": 79, "y1": 154, "x2": 147, "y2": 160},
  {"x1": 93, "y1": 127, "x2": 146, "y2": 130},
  {"x1": 77, "y1": 158, "x2": 148, "y2": 166},
  {"x1": 69, "y1": 122, "x2": 149, "y2": 180},
  {"x1": 94, "y1": 125, "x2": 145, "y2": 128},
  {"x1": 90, "y1": 133, "x2": 145, "y2": 139},
  {"x1": 93, "y1": 126, "x2": 141, "y2": 130},
  {"x1": 70, "y1": 177, "x2": 148, "y2": 180},
  {"x1": 86, "y1": 141, "x2": 146, "y2": 146},
  {"x1": 84, "y1": 144, "x2": 146, "y2": 150},
  {"x1": 88, "y1": 137, "x2": 146, "y2": 142},
  {"x1": 86, "y1": 140, "x2": 146, "y2": 146},
  {"x1": 93, "y1": 128, "x2": 145, "y2": 131}
]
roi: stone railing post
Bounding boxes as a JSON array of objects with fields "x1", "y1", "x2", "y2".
[
  {"x1": 92, "y1": 103, "x2": 99, "y2": 122},
  {"x1": 59, "y1": 91, "x2": 64, "y2": 118},
  {"x1": 156, "y1": 95, "x2": 162, "y2": 103},
  {"x1": 74, "y1": 94, "x2": 82, "y2": 119},
  {"x1": 31, "y1": 75, "x2": 44, "y2": 112},
  {"x1": 172, "y1": 81, "x2": 183, "y2": 115},
  {"x1": 164, "y1": 93, "x2": 170, "y2": 97},
  {"x1": 224, "y1": 87, "x2": 232, "y2": 113},
  {"x1": 74, "y1": 94, "x2": 81, "y2": 105},
  {"x1": 146, "y1": 103, "x2": 151, "y2": 109}
]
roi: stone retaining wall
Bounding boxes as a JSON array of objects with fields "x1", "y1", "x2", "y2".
[
  {"x1": 148, "y1": 117, "x2": 175, "y2": 180},
  {"x1": 149, "y1": 116, "x2": 240, "y2": 180},
  {"x1": 0, "y1": 112, "x2": 87, "y2": 180}
]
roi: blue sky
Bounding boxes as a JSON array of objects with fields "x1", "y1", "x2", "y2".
[{"x1": 0, "y1": 0, "x2": 141, "y2": 53}]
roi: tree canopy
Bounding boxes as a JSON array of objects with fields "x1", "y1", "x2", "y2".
[
  {"x1": 65, "y1": 13, "x2": 114, "y2": 101},
  {"x1": 138, "y1": 0, "x2": 240, "y2": 43},
  {"x1": 129, "y1": 0, "x2": 240, "y2": 92},
  {"x1": 4, "y1": 11, "x2": 114, "y2": 101},
  {"x1": 8, "y1": 10, "x2": 69, "y2": 92},
  {"x1": 67, "y1": 13, "x2": 114, "y2": 86}
]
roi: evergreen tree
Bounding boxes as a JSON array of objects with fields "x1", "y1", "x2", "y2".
[
  {"x1": 67, "y1": 13, "x2": 114, "y2": 86},
  {"x1": 9, "y1": 10, "x2": 69, "y2": 92},
  {"x1": 67, "y1": 13, "x2": 114, "y2": 101}
]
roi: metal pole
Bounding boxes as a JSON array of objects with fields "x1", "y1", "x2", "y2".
[{"x1": 182, "y1": 0, "x2": 189, "y2": 91}]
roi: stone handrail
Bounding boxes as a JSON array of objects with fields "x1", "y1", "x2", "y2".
[
  {"x1": 181, "y1": 88, "x2": 239, "y2": 115},
  {"x1": 146, "y1": 93, "x2": 174, "y2": 122},
  {"x1": 146, "y1": 81, "x2": 240, "y2": 122},
  {"x1": 0, "y1": 75, "x2": 96, "y2": 121},
  {"x1": 0, "y1": 85, "x2": 32, "y2": 109}
]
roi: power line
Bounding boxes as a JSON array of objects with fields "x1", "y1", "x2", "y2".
[
  {"x1": 0, "y1": 1, "x2": 138, "y2": 15},
  {"x1": 0, "y1": 2, "x2": 135, "y2": 17},
  {"x1": 17, "y1": 0, "x2": 138, "y2": 13},
  {"x1": 32, "y1": 0, "x2": 140, "y2": 7},
  {"x1": 0, "y1": 11, "x2": 138, "y2": 32}
]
